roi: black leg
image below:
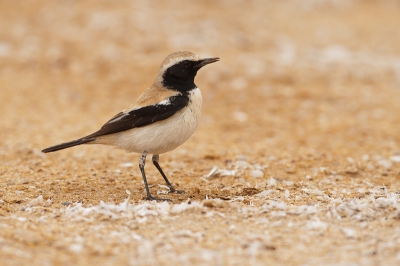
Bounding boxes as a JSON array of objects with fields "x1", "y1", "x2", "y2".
[
  {"x1": 138, "y1": 151, "x2": 171, "y2": 201},
  {"x1": 152, "y1": 155, "x2": 185, "y2": 194}
]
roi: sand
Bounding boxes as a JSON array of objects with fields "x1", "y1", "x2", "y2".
[{"x1": 1, "y1": 0, "x2": 400, "y2": 265}]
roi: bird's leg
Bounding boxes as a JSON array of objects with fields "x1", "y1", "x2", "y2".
[
  {"x1": 139, "y1": 151, "x2": 171, "y2": 201},
  {"x1": 152, "y1": 154, "x2": 185, "y2": 194}
]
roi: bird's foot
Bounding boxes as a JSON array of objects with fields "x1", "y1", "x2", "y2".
[
  {"x1": 145, "y1": 195, "x2": 172, "y2": 202},
  {"x1": 169, "y1": 189, "x2": 185, "y2": 194}
]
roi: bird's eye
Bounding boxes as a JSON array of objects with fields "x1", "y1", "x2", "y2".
[{"x1": 182, "y1": 60, "x2": 191, "y2": 67}]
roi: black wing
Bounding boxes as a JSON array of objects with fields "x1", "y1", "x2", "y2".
[{"x1": 84, "y1": 94, "x2": 189, "y2": 139}]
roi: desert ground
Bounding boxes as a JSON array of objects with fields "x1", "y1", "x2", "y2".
[{"x1": 1, "y1": 0, "x2": 400, "y2": 265}]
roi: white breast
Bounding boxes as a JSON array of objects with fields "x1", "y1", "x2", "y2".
[{"x1": 99, "y1": 88, "x2": 202, "y2": 155}]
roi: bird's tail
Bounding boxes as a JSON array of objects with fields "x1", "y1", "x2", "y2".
[{"x1": 42, "y1": 138, "x2": 95, "y2": 153}]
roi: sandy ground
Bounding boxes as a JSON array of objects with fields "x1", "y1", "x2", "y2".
[{"x1": 1, "y1": 0, "x2": 400, "y2": 265}]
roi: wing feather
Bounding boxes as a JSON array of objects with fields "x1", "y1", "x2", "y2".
[{"x1": 84, "y1": 94, "x2": 189, "y2": 139}]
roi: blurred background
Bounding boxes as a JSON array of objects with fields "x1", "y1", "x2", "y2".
[
  {"x1": 1, "y1": 0, "x2": 400, "y2": 159},
  {"x1": 1, "y1": 1, "x2": 400, "y2": 264}
]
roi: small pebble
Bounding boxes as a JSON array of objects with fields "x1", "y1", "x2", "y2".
[
  {"x1": 28, "y1": 195, "x2": 44, "y2": 206},
  {"x1": 120, "y1": 162, "x2": 134, "y2": 168},
  {"x1": 390, "y1": 156, "x2": 400, "y2": 163},
  {"x1": 377, "y1": 159, "x2": 392, "y2": 169},
  {"x1": 250, "y1": 169, "x2": 264, "y2": 178}
]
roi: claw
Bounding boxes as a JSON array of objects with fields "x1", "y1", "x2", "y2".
[
  {"x1": 169, "y1": 189, "x2": 185, "y2": 194},
  {"x1": 145, "y1": 196, "x2": 172, "y2": 202}
]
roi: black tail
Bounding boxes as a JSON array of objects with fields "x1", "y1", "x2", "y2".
[{"x1": 42, "y1": 138, "x2": 94, "y2": 153}]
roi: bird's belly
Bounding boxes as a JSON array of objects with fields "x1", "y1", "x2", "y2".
[{"x1": 102, "y1": 89, "x2": 202, "y2": 155}]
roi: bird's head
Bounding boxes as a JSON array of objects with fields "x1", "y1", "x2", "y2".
[{"x1": 154, "y1": 51, "x2": 219, "y2": 92}]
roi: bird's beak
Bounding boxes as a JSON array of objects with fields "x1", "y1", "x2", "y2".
[{"x1": 197, "y1": 57, "x2": 220, "y2": 68}]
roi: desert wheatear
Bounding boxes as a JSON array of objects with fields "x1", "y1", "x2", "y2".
[{"x1": 42, "y1": 51, "x2": 219, "y2": 200}]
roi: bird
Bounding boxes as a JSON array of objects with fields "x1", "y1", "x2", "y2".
[{"x1": 42, "y1": 51, "x2": 219, "y2": 201}]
